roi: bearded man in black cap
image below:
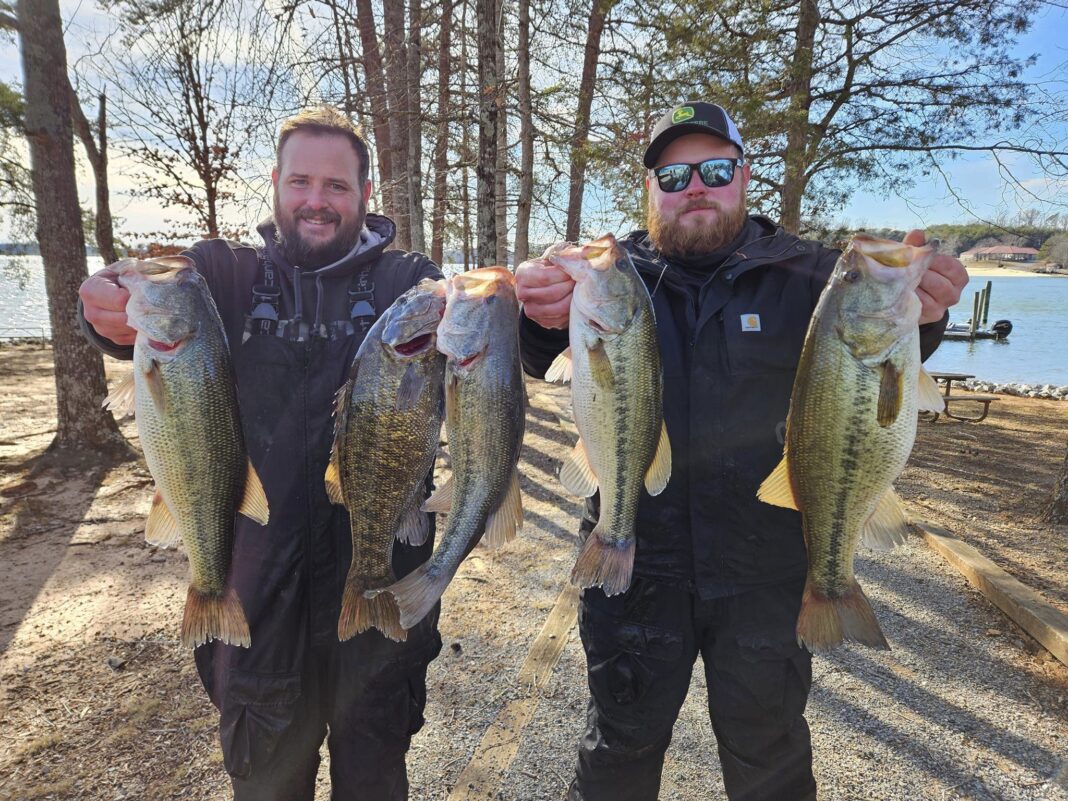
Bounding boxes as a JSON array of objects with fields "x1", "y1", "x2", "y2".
[{"x1": 516, "y1": 101, "x2": 968, "y2": 800}]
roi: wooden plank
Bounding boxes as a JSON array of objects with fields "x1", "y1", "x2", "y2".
[
  {"x1": 447, "y1": 585, "x2": 580, "y2": 800},
  {"x1": 915, "y1": 519, "x2": 1068, "y2": 667}
]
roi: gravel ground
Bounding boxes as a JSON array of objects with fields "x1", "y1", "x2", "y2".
[{"x1": 1, "y1": 347, "x2": 1065, "y2": 801}]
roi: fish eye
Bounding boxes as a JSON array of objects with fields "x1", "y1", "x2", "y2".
[{"x1": 844, "y1": 269, "x2": 860, "y2": 282}]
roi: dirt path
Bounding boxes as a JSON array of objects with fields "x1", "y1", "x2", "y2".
[{"x1": 1, "y1": 343, "x2": 1065, "y2": 800}]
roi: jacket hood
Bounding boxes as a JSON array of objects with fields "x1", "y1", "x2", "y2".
[{"x1": 258, "y1": 212, "x2": 397, "y2": 278}]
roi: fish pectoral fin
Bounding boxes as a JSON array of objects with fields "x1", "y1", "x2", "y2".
[
  {"x1": 644, "y1": 421, "x2": 672, "y2": 496},
  {"x1": 422, "y1": 475, "x2": 454, "y2": 514},
  {"x1": 146, "y1": 490, "x2": 181, "y2": 548},
  {"x1": 861, "y1": 487, "x2": 910, "y2": 551},
  {"x1": 559, "y1": 438, "x2": 598, "y2": 498},
  {"x1": 395, "y1": 503, "x2": 430, "y2": 546},
  {"x1": 143, "y1": 358, "x2": 167, "y2": 414},
  {"x1": 756, "y1": 455, "x2": 799, "y2": 510},
  {"x1": 587, "y1": 340, "x2": 614, "y2": 389},
  {"x1": 916, "y1": 366, "x2": 946, "y2": 414},
  {"x1": 482, "y1": 469, "x2": 523, "y2": 549},
  {"x1": 103, "y1": 371, "x2": 136, "y2": 417},
  {"x1": 396, "y1": 362, "x2": 426, "y2": 411},
  {"x1": 324, "y1": 456, "x2": 344, "y2": 505},
  {"x1": 876, "y1": 359, "x2": 903, "y2": 427},
  {"x1": 238, "y1": 460, "x2": 270, "y2": 525},
  {"x1": 545, "y1": 346, "x2": 573, "y2": 384}
]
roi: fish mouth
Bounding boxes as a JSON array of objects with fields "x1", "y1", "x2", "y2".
[
  {"x1": 145, "y1": 335, "x2": 189, "y2": 355},
  {"x1": 448, "y1": 347, "x2": 486, "y2": 370},
  {"x1": 393, "y1": 332, "x2": 436, "y2": 356}
]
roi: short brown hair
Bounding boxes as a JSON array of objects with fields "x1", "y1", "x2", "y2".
[{"x1": 276, "y1": 106, "x2": 370, "y2": 185}]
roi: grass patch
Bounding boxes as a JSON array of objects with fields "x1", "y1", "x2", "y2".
[{"x1": 20, "y1": 732, "x2": 62, "y2": 758}]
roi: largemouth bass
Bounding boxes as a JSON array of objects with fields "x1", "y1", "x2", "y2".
[
  {"x1": 544, "y1": 235, "x2": 671, "y2": 596},
  {"x1": 326, "y1": 279, "x2": 447, "y2": 643},
  {"x1": 381, "y1": 267, "x2": 525, "y2": 629},
  {"x1": 757, "y1": 235, "x2": 945, "y2": 651},
  {"x1": 104, "y1": 257, "x2": 268, "y2": 648}
]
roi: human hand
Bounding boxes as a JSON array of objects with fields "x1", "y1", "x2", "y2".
[
  {"x1": 515, "y1": 253, "x2": 574, "y2": 330},
  {"x1": 79, "y1": 265, "x2": 136, "y2": 346},
  {"x1": 904, "y1": 229, "x2": 968, "y2": 326}
]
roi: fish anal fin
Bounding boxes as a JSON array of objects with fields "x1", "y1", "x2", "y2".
[
  {"x1": 756, "y1": 456, "x2": 799, "y2": 510},
  {"x1": 559, "y1": 438, "x2": 598, "y2": 498},
  {"x1": 422, "y1": 475, "x2": 454, "y2": 514},
  {"x1": 146, "y1": 490, "x2": 180, "y2": 548},
  {"x1": 861, "y1": 487, "x2": 910, "y2": 551},
  {"x1": 916, "y1": 366, "x2": 946, "y2": 414},
  {"x1": 103, "y1": 372, "x2": 136, "y2": 417},
  {"x1": 545, "y1": 346, "x2": 573, "y2": 384},
  {"x1": 644, "y1": 422, "x2": 672, "y2": 496},
  {"x1": 877, "y1": 359, "x2": 903, "y2": 427},
  {"x1": 238, "y1": 460, "x2": 269, "y2": 525},
  {"x1": 396, "y1": 503, "x2": 430, "y2": 546},
  {"x1": 482, "y1": 469, "x2": 523, "y2": 549}
]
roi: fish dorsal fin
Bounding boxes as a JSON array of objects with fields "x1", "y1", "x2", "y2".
[
  {"x1": 143, "y1": 358, "x2": 167, "y2": 413},
  {"x1": 545, "y1": 346, "x2": 573, "y2": 384},
  {"x1": 757, "y1": 455, "x2": 798, "y2": 510},
  {"x1": 324, "y1": 457, "x2": 344, "y2": 505},
  {"x1": 587, "y1": 340, "x2": 614, "y2": 390},
  {"x1": 103, "y1": 371, "x2": 136, "y2": 418},
  {"x1": 146, "y1": 490, "x2": 181, "y2": 548},
  {"x1": 482, "y1": 468, "x2": 523, "y2": 549},
  {"x1": 422, "y1": 475, "x2": 454, "y2": 514},
  {"x1": 877, "y1": 359, "x2": 903, "y2": 427},
  {"x1": 396, "y1": 362, "x2": 426, "y2": 411},
  {"x1": 396, "y1": 502, "x2": 430, "y2": 546},
  {"x1": 238, "y1": 460, "x2": 270, "y2": 525},
  {"x1": 326, "y1": 378, "x2": 354, "y2": 505},
  {"x1": 861, "y1": 487, "x2": 910, "y2": 551},
  {"x1": 916, "y1": 366, "x2": 946, "y2": 414},
  {"x1": 559, "y1": 438, "x2": 598, "y2": 498},
  {"x1": 644, "y1": 421, "x2": 672, "y2": 496}
]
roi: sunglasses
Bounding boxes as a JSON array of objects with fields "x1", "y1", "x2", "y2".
[{"x1": 652, "y1": 157, "x2": 743, "y2": 193}]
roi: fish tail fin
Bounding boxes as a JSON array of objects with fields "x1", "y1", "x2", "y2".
[
  {"x1": 385, "y1": 564, "x2": 450, "y2": 631},
  {"x1": 339, "y1": 578, "x2": 407, "y2": 643},
  {"x1": 797, "y1": 579, "x2": 889, "y2": 653},
  {"x1": 569, "y1": 526, "x2": 634, "y2": 596},
  {"x1": 181, "y1": 585, "x2": 250, "y2": 649}
]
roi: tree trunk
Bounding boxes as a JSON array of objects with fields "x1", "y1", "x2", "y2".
[
  {"x1": 779, "y1": 0, "x2": 819, "y2": 235},
  {"x1": 430, "y1": 0, "x2": 453, "y2": 267},
  {"x1": 494, "y1": 0, "x2": 508, "y2": 266},
  {"x1": 355, "y1": 0, "x2": 395, "y2": 223},
  {"x1": 384, "y1": 0, "x2": 412, "y2": 250},
  {"x1": 1045, "y1": 443, "x2": 1068, "y2": 525},
  {"x1": 513, "y1": 0, "x2": 533, "y2": 264},
  {"x1": 69, "y1": 88, "x2": 118, "y2": 265},
  {"x1": 564, "y1": 0, "x2": 613, "y2": 242},
  {"x1": 17, "y1": 0, "x2": 125, "y2": 453},
  {"x1": 475, "y1": 0, "x2": 498, "y2": 267},
  {"x1": 407, "y1": 0, "x2": 426, "y2": 253}
]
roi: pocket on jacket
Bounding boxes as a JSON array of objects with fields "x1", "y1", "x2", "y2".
[{"x1": 219, "y1": 669, "x2": 302, "y2": 779}]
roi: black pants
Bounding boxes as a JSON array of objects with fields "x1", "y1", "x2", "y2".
[{"x1": 568, "y1": 578, "x2": 816, "y2": 801}]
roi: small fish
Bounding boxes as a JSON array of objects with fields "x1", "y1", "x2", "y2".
[
  {"x1": 757, "y1": 235, "x2": 945, "y2": 652},
  {"x1": 545, "y1": 235, "x2": 671, "y2": 595},
  {"x1": 105, "y1": 257, "x2": 268, "y2": 649},
  {"x1": 381, "y1": 267, "x2": 526, "y2": 629},
  {"x1": 326, "y1": 279, "x2": 447, "y2": 642}
]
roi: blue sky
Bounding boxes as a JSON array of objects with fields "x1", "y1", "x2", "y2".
[{"x1": 1, "y1": 2, "x2": 1066, "y2": 241}]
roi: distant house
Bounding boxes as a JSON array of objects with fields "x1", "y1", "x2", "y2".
[{"x1": 959, "y1": 245, "x2": 1039, "y2": 262}]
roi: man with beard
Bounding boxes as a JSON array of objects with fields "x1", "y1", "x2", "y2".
[
  {"x1": 78, "y1": 106, "x2": 442, "y2": 801},
  {"x1": 516, "y1": 101, "x2": 967, "y2": 800}
]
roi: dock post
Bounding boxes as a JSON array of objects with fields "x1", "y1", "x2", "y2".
[
  {"x1": 981, "y1": 280, "x2": 992, "y2": 325},
  {"x1": 970, "y1": 291, "x2": 980, "y2": 340}
]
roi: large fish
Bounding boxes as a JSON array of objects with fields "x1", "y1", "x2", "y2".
[
  {"x1": 380, "y1": 267, "x2": 525, "y2": 629},
  {"x1": 104, "y1": 257, "x2": 268, "y2": 649},
  {"x1": 544, "y1": 235, "x2": 671, "y2": 596},
  {"x1": 325, "y1": 279, "x2": 447, "y2": 643},
  {"x1": 757, "y1": 235, "x2": 945, "y2": 652}
]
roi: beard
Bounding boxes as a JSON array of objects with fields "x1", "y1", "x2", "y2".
[
  {"x1": 273, "y1": 190, "x2": 367, "y2": 269},
  {"x1": 646, "y1": 195, "x2": 748, "y2": 259}
]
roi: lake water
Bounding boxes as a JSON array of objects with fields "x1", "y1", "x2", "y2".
[{"x1": 3, "y1": 258, "x2": 1066, "y2": 386}]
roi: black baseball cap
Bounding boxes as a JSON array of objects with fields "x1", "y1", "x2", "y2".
[{"x1": 643, "y1": 102, "x2": 745, "y2": 168}]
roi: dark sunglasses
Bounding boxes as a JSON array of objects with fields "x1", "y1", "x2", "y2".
[{"x1": 653, "y1": 157, "x2": 743, "y2": 193}]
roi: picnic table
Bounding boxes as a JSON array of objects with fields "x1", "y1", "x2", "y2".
[{"x1": 925, "y1": 371, "x2": 999, "y2": 422}]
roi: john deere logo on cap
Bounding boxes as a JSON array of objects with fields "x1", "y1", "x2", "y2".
[{"x1": 672, "y1": 106, "x2": 695, "y2": 124}]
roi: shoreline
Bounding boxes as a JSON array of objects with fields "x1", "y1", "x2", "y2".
[{"x1": 964, "y1": 264, "x2": 1068, "y2": 278}]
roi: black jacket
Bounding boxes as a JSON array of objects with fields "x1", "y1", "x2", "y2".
[{"x1": 520, "y1": 216, "x2": 947, "y2": 599}]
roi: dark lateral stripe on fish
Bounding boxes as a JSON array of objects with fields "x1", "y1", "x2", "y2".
[{"x1": 827, "y1": 400, "x2": 866, "y2": 592}]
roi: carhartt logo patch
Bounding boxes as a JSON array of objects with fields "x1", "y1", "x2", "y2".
[
  {"x1": 741, "y1": 314, "x2": 761, "y2": 332},
  {"x1": 672, "y1": 106, "x2": 694, "y2": 124}
]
